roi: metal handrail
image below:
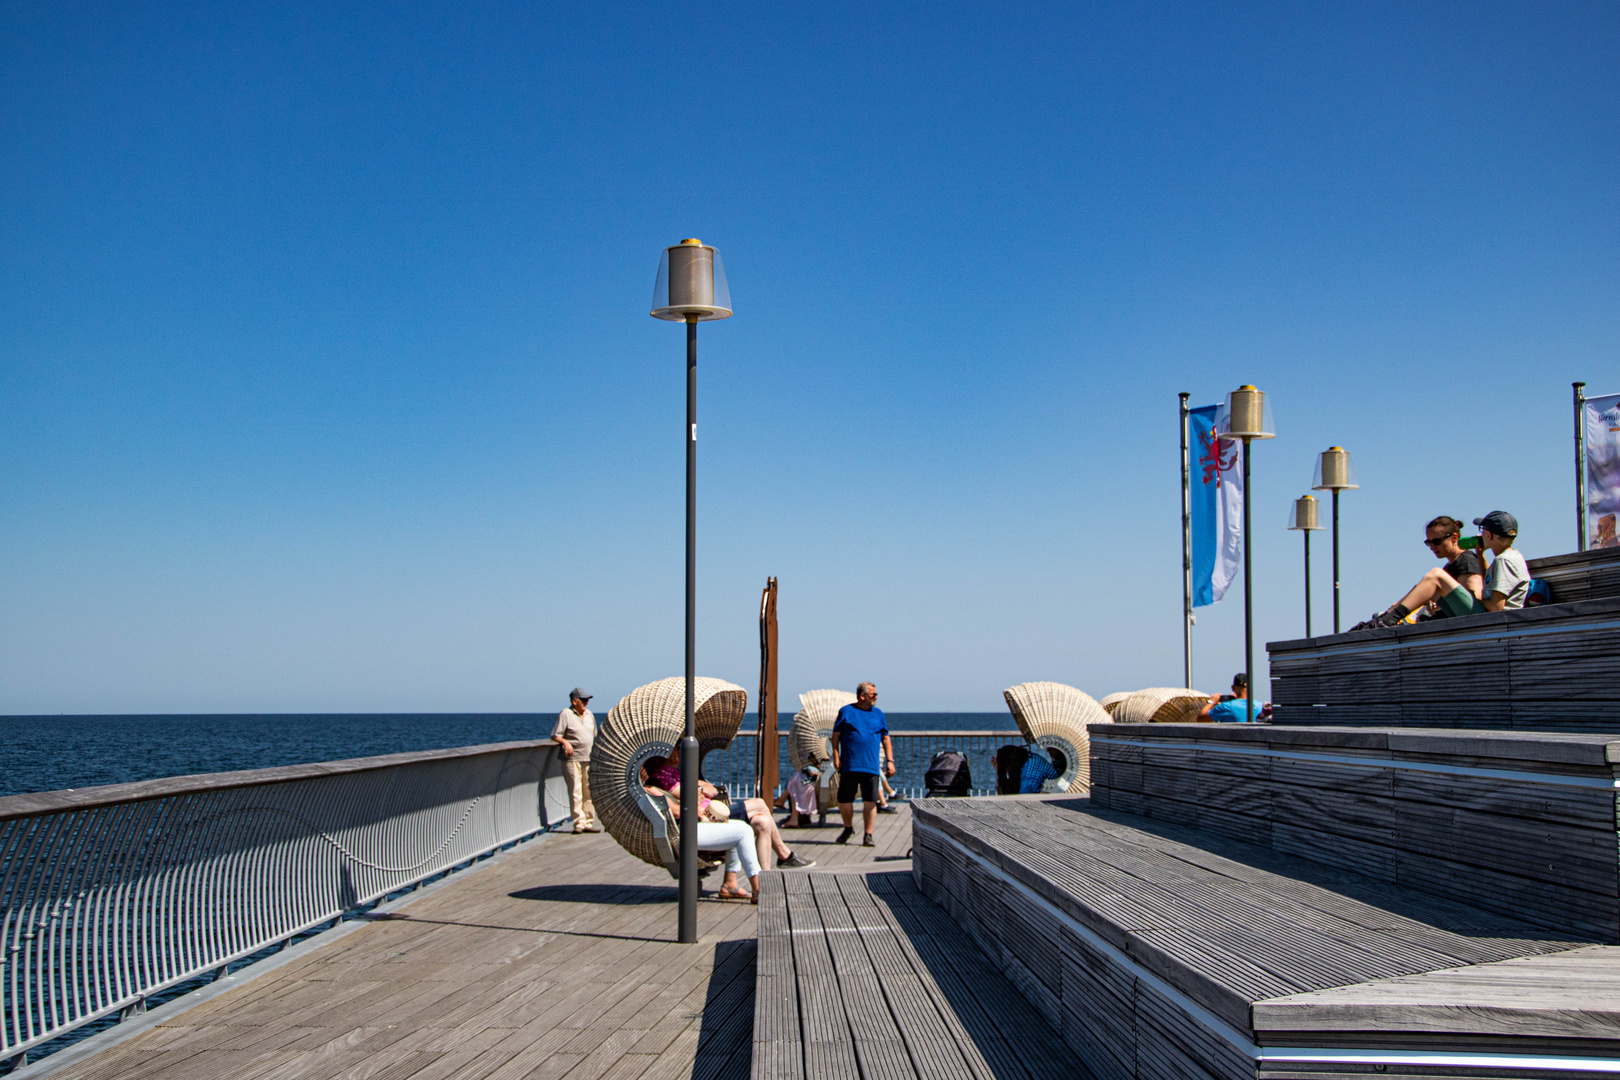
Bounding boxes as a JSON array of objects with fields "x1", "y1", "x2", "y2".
[
  {"x1": 0, "y1": 740, "x2": 561, "y2": 1064},
  {"x1": 705, "y1": 730, "x2": 1024, "y2": 800}
]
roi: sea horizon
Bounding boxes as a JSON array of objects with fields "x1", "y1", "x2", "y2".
[{"x1": 0, "y1": 711, "x2": 1018, "y2": 798}]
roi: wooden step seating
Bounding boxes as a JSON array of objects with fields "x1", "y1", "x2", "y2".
[
  {"x1": 913, "y1": 796, "x2": 1620, "y2": 1078},
  {"x1": 752, "y1": 868, "x2": 1069, "y2": 1080},
  {"x1": 1089, "y1": 724, "x2": 1620, "y2": 941},
  {"x1": 1268, "y1": 592, "x2": 1620, "y2": 731}
]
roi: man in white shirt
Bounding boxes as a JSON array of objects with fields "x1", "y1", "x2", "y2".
[{"x1": 553, "y1": 689, "x2": 599, "y2": 833}]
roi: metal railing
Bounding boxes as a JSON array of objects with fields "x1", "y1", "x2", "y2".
[
  {"x1": 703, "y1": 731, "x2": 1022, "y2": 800},
  {"x1": 0, "y1": 740, "x2": 562, "y2": 1065}
]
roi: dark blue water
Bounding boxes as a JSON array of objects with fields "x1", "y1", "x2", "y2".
[{"x1": 0, "y1": 712, "x2": 1012, "y2": 797}]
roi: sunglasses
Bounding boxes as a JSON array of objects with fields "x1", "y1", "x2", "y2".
[{"x1": 1423, "y1": 534, "x2": 1457, "y2": 548}]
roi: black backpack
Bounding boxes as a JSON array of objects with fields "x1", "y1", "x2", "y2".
[
  {"x1": 994, "y1": 745, "x2": 1029, "y2": 795},
  {"x1": 924, "y1": 750, "x2": 972, "y2": 796}
]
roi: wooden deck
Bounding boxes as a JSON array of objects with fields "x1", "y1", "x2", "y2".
[{"x1": 42, "y1": 808, "x2": 915, "y2": 1080}]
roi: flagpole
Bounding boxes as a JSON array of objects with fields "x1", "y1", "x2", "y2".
[
  {"x1": 1180, "y1": 392, "x2": 1193, "y2": 689},
  {"x1": 1575, "y1": 381, "x2": 1587, "y2": 551}
]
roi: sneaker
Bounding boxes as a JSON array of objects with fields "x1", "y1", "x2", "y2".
[
  {"x1": 876, "y1": 804, "x2": 898, "y2": 814},
  {"x1": 862, "y1": 834, "x2": 876, "y2": 847},
  {"x1": 836, "y1": 827, "x2": 855, "y2": 845},
  {"x1": 778, "y1": 852, "x2": 816, "y2": 869}
]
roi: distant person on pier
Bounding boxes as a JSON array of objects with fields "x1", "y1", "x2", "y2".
[
  {"x1": 1199, "y1": 674, "x2": 1257, "y2": 722},
  {"x1": 1351, "y1": 511, "x2": 1528, "y2": 630},
  {"x1": 830, "y1": 682, "x2": 895, "y2": 847},
  {"x1": 553, "y1": 689, "x2": 600, "y2": 833}
]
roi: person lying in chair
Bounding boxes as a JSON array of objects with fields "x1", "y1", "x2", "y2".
[
  {"x1": 645, "y1": 748, "x2": 814, "y2": 872},
  {"x1": 1352, "y1": 511, "x2": 1528, "y2": 630}
]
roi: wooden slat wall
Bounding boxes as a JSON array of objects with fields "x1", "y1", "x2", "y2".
[
  {"x1": 910, "y1": 798, "x2": 1611, "y2": 1078},
  {"x1": 1267, "y1": 596, "x2": 1620, "y2": 732},
  {"x1": 1089, "y1": 725, "x2": 1620, "y2": 941}
]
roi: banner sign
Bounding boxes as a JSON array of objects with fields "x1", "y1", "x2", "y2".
[
  {"x1": 1191, "y1": 403, "x2": 1243, "y2": 607},
  {"x1": 1587, "y1": 392, "x2": 1620, "y2": 549}
]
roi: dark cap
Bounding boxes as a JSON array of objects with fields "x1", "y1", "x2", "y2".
[
  {"x1": 1232, "y1": 673, "x2": 1248, "y2": 688},
  {"x1": 1473, "y1": 511, "x2": 1518, "y2": 537},
  {"x1": 570, "y1": 688, "x2": 592, "y2": 701}
]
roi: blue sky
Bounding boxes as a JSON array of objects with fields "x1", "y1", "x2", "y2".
[{"x1": 2, "y1": 1, "x2": 1616, "y2": 714}]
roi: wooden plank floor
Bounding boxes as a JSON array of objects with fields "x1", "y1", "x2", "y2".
[{"x1": 46, "y1": 806, "x2": 915, "y2": 1080}]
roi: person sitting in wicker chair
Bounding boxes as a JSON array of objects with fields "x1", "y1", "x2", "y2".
[
  {"x1": 646, "y1": 749, "x2": 814, "y2": 871},
  {"x1": 642, "y1": 776, "x2": 760, "y2": 901}
]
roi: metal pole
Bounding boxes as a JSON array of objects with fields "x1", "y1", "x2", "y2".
[
  {"x1": 679, "y1": 315, "x2": 699, "y2": 944},
  {"x1": 1242, "y1": 438, "x2": 1254, "y2": 722},
  {"x1": 1303, "y1": 530, "x2": 1312, "y2": 638},
  {"x1": 1576, "y1": 381, "x2": 1588, "y2": 551},
  {"x1": 1331, "y1": 489, "x2": 1341, "y2": 634},
  {"x1": 1179, "y1": 392, "x2": 1193, "y2": 688}
]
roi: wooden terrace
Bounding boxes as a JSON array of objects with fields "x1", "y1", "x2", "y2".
[{"x1": 29, "y1": 804, "x2": 1055, "y2": 1080}]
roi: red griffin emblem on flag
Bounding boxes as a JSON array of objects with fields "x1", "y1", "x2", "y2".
[{"x1": 1198, "y1": 427, "x2": 1239, "y2": 488}]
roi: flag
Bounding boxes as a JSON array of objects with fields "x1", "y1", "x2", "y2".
[
  {"x1": 1586, "y1": 392, "x2": 1620, "y2": 549},
  {"x1": 1191, "y1": 403, "x2": 1243, "y2": 607}
]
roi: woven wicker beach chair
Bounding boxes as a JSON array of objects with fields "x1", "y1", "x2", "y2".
[
  {"x1": 789, "y1": 689, "x2": 855, "y2": 817},
  {"x1": 1112, "y1": 687, "x2": 1211, "y2": 725},
  {"x1": 594, "y1": 676, "x2": 749, "y2": 875},
  {"x1": 1002, "y1": 682, "x2": 1112, "y2": 793},
  {"x1": 1097, "y1": 691, "x2": 1132, "y2": 715}
]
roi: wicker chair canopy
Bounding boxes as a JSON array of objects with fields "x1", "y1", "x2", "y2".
[
  {"x1": 1097, "y1": 691, "x2": 1132, "y2": 715},
  {"x1": 1112, "y1": 687, "x2": 1210, "y2": 725},
  {"x1": 1002, "y1": 682, "x2": 1112, "y2": 793},
  {"x1": 789, "y1": 689, "x2": 856, "y2": 770},
  {"x1": 594, "y1": 676, "x2": 748, "y2": 872}
]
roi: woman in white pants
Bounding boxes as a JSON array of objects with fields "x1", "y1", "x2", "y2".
[{"x1": 694, "y1": 819, "x2": 761, "y2": 903}]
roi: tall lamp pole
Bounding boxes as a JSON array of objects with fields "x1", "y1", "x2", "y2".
[
  {"x1": 1220, "y1": 386, "x2": 1273, "y2": 723},
  {"x1": 1287, "y1": 495, "x2": 1323, "y2": 638},
  {"x1": 651, "y1": 239, "x2": 732, "y2": 943},
  {"x1": 1313, "y1": 447, "x2": 1358, "y2": 634}
]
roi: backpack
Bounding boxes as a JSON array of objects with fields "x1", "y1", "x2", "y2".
[
  {"x1": 994, "y1": 745, "x2": 1029, "y2": 795},
  {"x1": 924, "y1": 750, "x2": 972, "y2": 796}
]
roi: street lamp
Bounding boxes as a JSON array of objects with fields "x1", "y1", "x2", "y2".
[
  {"x1": 651, "y1": 239, "x2": 732, "y2": 944},
  {"x1": 1287, "y1": 495, "x2": 1324, "y2": 637},
  {"x1": 1219, "y1": 385, "x2": 1273, "y2": 723},
  {"x1": 1312, "y1": 446, "x2": 1358, "y2": 634}
]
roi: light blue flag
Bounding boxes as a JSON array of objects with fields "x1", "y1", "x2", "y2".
[{"x1": 1191, "y1": 404, "x2": 1243, "y2": 607}]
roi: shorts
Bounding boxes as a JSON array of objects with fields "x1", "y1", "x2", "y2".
[
  {"x1": 1438, "y1": 585, "x2": 1484, "y2": 619},
  {"x1": 837, "y1": 771, "x2": 878, "y2": 804}
]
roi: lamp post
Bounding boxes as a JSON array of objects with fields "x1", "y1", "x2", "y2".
[
  {"x1": 651, "y1": 239, "x2": 732, "y2": 943},
  {"x1": 1287, "y1": 495, "x2": 1324, "y2": 638},
  {"x1": 1219, "y1": 386, "x2": 1273, "y2": 723},
  {"x1": 1312, "y1": 447, "x2": 1358, "y2": 634}
]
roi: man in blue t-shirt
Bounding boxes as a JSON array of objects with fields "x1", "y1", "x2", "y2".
[
  {"x1": 829, "y1": 681, "x2": 895, "y2": 847},
  {"x1": 1199, "y1": 674, "x2": 1258, "y2": 723}
]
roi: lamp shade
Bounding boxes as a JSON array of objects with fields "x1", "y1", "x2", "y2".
[
  {"x1": 1287, "y1": 495, "x2": 1324, "y2": 531},
  {"x1": 1312, "y1": 446, "x2": 1359, "y2": 491},
  {"x1": 1219, "y1": 385, "x2": 1274, "y2": 440},
  {"x1": 651, "y1": 239, "x2": 732, "y2": 321}
]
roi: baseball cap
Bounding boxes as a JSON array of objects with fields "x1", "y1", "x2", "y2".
[
  {"x1": 1472, "y1": 511, "x2": 1518, "y2": 537},
  {"x1": 570, "y1": 688, "x2": 592, "y2": 701},
  {"x1": 1232, "y1": 673, "x2": 1248, "y2": 689}
]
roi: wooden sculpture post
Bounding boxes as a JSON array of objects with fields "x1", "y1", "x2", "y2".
[{"x1": 757, "y1": 577, "x2": 779, "y2": 803}]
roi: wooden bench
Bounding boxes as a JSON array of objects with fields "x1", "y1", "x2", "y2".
[
  {"x1": 1088, "y1": 724, "x2": 1620, "y2": 941},
  {"x1": 912, "y1": 797, "x2": 1620, "y2": 1078},
  {"x1": 752, "y1": 869, "x2": 1069, "y2": 1080},
  {"x1": 1268, "y1": 594, "x2": 1620, "y2": 731}
]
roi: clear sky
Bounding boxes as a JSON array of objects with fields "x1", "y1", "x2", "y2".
[{"x1": 2, "y1": 2, "x2": 1616, "y2": 714}]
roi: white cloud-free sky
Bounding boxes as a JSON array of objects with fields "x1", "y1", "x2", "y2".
[{"x1": 2, "y1": 1, "x2": 1616, "y2": 713}]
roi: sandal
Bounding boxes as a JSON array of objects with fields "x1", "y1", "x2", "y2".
[{"x1": 714, "y1": 885, "x2": 752, "y2": 901}]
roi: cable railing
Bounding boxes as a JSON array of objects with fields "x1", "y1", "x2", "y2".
[
  {"x1": 0, "y1": 741, "x2": 562, "y2": 1068},
  {"x1": 703, "y1": 731, "x2": 1023, "y2": 800}
]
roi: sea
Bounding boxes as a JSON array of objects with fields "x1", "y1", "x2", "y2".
[{"x1": 0, "y1": 712, "x2": 1013, "y2": 798}]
